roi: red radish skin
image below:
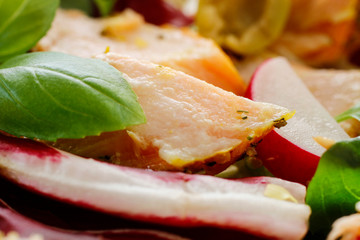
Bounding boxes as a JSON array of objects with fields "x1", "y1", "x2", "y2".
[
  {"x1": 245, "y1": 57, "x2": 349, "y2": 185},
  {"x1": 114, "y1": 0, "x2": 193, "y2": 27},
  {"x1": 0, "y1": 134, "x2": 310, "y2": 240},
  {"x1": 246, "y1": 75, "x2": 318, "y2": 184},
  {"x1": 253, "y1": 131, "x2": 319, "y2": 185}
]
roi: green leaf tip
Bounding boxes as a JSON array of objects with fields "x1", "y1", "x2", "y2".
[{"x1": 306, "y1": 137, "x2": 360, "y2": 238}]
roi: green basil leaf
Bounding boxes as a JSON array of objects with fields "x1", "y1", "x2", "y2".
[
  {"x1": 94, "y1": 0, "x2": 117, "y2": 16},
  {"x1": 306, "y1": 137, "x2": 360, "y2": 237},
  {"x1": 0, "y1": 52, "x2": 146, "y2": 141},
  {"x1": 335, "y1": 102, "x2": 360, "y2": 123},
  {"x1": 0, "y1": 0, "x2": 59, "y2": 62}
]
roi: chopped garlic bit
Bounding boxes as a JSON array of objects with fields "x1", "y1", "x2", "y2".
[
  {"x1": 102, "y1": 9, "x2": 144, "y2": 37},
  {"x1": 245, "y1": 147, "x2": 257, "y2": 157},
  {"x1": 313, "y1": 136, "x2": 336, "y2": 150},
  {"x1": 355, "y1": 201, "x2": 360, "y2": 212},
  {"x1": 0, "y1": 231, "x2": 43, "y2": 240},
  {"x1": 135, "y1": 37, "x2": 148, "y2": 48},
  {"x1": 264, "y1": 184, "x2": 298, "y2": 203}
]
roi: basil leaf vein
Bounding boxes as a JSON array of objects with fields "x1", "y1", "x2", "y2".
[{"x1": 0, "y1": 52, "x2": 146, "y2": 141}]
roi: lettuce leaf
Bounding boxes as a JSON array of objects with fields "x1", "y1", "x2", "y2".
[
  {"x1": 306, "y1": 137, "x2": 360, "y2": 237},
  {"x1": 335, "y1": 102, "x2": 360, "y2": 123}
]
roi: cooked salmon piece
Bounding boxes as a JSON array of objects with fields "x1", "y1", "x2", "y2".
[
  {"x1": 53, "y1": 54, "x2": 292, "y2": 174},
  {"x1": 34, "y1": 9, "x2": 245, "y2": 95},
  {"x1": 270, "y1": 0, "x2": 356, "y2": 66},
  {"x1": 296, "y1": 67, "x2": 360, "y2": 137}
]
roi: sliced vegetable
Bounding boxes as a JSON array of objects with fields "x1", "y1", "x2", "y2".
[
  {"x1": 0, "y1": 199, "x2": 186, "y2": 240},
  {"x1": 246, "y1": 57, "x2": 349, "y2": 185},
  {"x1": 0, "y1": 133, "x2": 311, "y2": 240},
  {"x1": 0, "y1": 52, "x2": 146, "y2": 141},
  {"x1": 306, "y1": 137, "x2": 360, "y2": 237},
  {"x1": 0, "y1": 0, "x2": 59, "y2": 62}
]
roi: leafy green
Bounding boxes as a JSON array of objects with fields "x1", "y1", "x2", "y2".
[
  {"x1": 60, "y1": 0, "x2": 95, "y2": 15},
  {"x1": 0, "y1": 52, "x2": 146, "y2": 141},
  {"x1": 335, "y1": 102, "x2": 360, "y2": 123},
  {"x1": 60, "y1": 0, "x2": 117, "y2": 16},
  {"x1": 0, "y1": 0, "x2": 59, "y2": 62},
  {"x1": 306, "y1": 137, "x2": 360, "y2": 237},
  {"x1": 216, "y1": 158, "x2": 273, "y2": 179},
  {"x1": 94, "y1": 0, "x2": 117, "y2": 16}
]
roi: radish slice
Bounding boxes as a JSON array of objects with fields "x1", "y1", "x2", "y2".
[
  {"x1": 0, "y1": 134, "x2": 310, "y2": 240},
  {"x1": 246, "y1": 57, "x2": 350, "y2": 185},
  {"x1": 0, "y1": 199, "x2": 187, "y2": 240}
]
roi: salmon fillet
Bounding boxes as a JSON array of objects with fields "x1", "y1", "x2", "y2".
[
  {"x1": 296, "y1": 67, "x2": 360, "y2": 137},
  {"x1": 34, "y1": 9, "x2": 245, "y2": 95},
  {"x1": 53, "y1": 54, "x2": 292, "y2": 174}
]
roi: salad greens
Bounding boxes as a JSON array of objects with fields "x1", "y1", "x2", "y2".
[
  {"x1": 0, "y1": 0, "x2": 59, "y2": 62},
  {"x1": 94, "y1": 0, "x2": 117, "y2": 16},
  {"x1": 60, "y1": 0, "x2": 95, "y2": 15},
  {"x1": 60, "y1": 0, "x2": 116, "y2": 16},
  {"x1": 335, "y1": 102, "x2": 360, "y2": 123},
  {"x1": 0, "y1": 52, "x2": 146, "y2": 141},
  {"x1": 306, "y1": 137, "x2": 360, "y2": 237},
  {"x1": 0, "y1": 0, "x2": 359, "y2": 239},
  {"x1": 216, "y1": 156, "x2": 273, "y2": 179}
]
